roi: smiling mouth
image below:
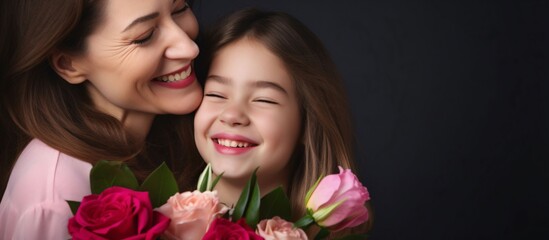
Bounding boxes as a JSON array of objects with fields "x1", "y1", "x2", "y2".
[
  {"x1": 155, "y1": 66, "x2": 192, "y2": 82},
  {"x1": 214, "y1": 138, "x2": 257, "y2": 148}
]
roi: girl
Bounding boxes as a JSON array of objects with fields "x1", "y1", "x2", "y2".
[
  {"x1": 194, "y1": 8, "x2": 372, "y2": 236},
  {"x1": 0, "y1": 0, "x2": 204, "y2": 238}
]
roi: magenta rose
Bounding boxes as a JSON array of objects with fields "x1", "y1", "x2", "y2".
[
  {"x1": 203, "y1": 218, "x2": 264, "y2": 240},
  {"x1": 68, "y1": 186, "x2": 170, "y2": 240},
  {"x1": 306, "y1": 166, "x2": 370, "y2": 232}
]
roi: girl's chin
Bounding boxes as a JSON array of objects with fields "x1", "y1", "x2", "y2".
[{"x1": 217, "y1": 172, "x2": 254, "y2": 184}]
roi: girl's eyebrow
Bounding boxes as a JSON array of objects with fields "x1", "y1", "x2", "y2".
[
  {"x1": 253, "y1": 81, "x2": 288, "y2": 95},
  {"x1": 207, "y1": 75, "x2": 288, "y2": 95},
  {"x1": 206, "y1": 75, "x2": 230, "y2": 85},
  {"x1": 122, "y1": 12, "x2": 159, "y2": 32}
]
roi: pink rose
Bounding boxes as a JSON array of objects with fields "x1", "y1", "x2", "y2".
[
  {"x1": 155, "y1": 190, "x2": 229, "y2": 240},
  {"x1": 203, "y1": 218, "x2": 264, "y2": 240},
  {"x1": 256, "y1": 217, "x2": 308, "y2": 240},
  {"x1": 306, "y1": 166, "x2": 370, "y2": 232},
  {"x1": 68, "y1": 186, "x2": 170, "y2": 240}
]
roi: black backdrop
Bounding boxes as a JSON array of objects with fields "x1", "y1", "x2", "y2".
[{"x1": 192, "y1": 1, "x2": 548, "y2": 239}]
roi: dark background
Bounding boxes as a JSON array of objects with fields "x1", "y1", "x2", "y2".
[{"x1": 193, "y1": 1, "x2": 548, "y2": 239}]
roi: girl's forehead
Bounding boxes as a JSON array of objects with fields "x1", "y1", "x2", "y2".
[{"x1": 210, "y1": 39, "x2": 292, "y2": 83}]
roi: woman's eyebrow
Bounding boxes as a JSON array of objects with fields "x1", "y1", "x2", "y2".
[{"x1": 122, "y1": 12, "x2": 159, "y2": 32}]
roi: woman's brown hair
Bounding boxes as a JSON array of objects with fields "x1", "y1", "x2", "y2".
[
  {"x1": 0, "y1": 0, "x2": 202, "y2": 197},
  {"x1": 198, "y1": 8, "x2": 372, "y2": 235}
]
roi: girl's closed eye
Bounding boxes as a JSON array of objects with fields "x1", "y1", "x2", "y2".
[
  {"x1": 254, "y1": 98, "x2": 279, "y2": 105},
  {"x1": 204, "y1": 93, "x2": 226, "y2": 99}
]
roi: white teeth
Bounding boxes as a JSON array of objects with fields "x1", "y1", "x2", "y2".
[
  {"x1": 156, "y1": 67, "x2": 192, "y2": 82},
  {"x1": 216, "y1": 139, "x2": 251, "y2": 148}
]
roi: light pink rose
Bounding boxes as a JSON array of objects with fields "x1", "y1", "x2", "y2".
[
  {"x1": 155, "y1": 190, "x2": 229, "y2": 240},
  {"x1": 306, "y1": 166, "x2": 370, "y2": 232},
  {"x1": 256, "y1": 217, "x2": 308, "y2": 240}
]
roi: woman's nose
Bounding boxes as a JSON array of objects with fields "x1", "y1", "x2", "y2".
[
  {"x1": 164, "y1": 23, "x2": 199, "y2": 60},
  {"x1": 219, "y1": 104, "x2": 250, "y2": 127}
]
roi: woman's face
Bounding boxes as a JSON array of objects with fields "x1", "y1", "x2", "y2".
[
  {"x1": 194, "y1": 38, "x2": 302, "y2": 186},
  {"x1": 72, "y1": 0, "x2": 202, "y2": 118}
]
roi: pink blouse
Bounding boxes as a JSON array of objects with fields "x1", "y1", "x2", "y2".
[{"x1": 0, "y1": 139, "x2": 92, "y2": 239}]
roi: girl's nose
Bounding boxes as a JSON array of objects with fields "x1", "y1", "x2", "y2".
[{"x1": 219, "y1": 104, "x2": 251, "y2": 127}]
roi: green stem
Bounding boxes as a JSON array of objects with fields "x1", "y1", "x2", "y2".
[{"x1": 293, "y1": 214, "x2": 315, "y2": 229}]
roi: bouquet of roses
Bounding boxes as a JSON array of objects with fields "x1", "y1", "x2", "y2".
[{"x1": 67, "y1": 161, "x2": 370, "y2": 240}]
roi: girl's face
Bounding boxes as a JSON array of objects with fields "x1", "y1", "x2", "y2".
[
  {"x1": 194, "y1": 38, "x2": 302, "y2": 186},
  {"x1": 72, "y1": 0, "x2": 202, "y2": 118}
]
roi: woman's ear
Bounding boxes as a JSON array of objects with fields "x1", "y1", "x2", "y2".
[{"x1": 50, "y1": 51, "x2": 87, "y2": 84}]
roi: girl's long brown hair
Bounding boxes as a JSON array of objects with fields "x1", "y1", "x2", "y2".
[
  {"x1": 198, "y1": 8, "x2": 372, "y2": 234},
  {"x1": 0, "y1": 0, "x2": 203, "y2": 197}
]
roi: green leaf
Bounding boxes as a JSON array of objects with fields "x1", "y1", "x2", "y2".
[
  {"x1": 197, "y1": 163, "x2": 224, "y2": 192},
  {"x1": 66, "y1": 200, "x2": 81, "y2": 215},
  {"x1": 305, "y1": 175, "x2": 323, "y2": 204},
  {"x1": 139, "y1": 162, "x2": 179, "y2": 208},
  {"x1": 210, "y1": 172, "x2": 223, "y2": 190},
  {"x1": 197, "y1": 163, "x2": 212, "y2": 192},
  {"x1": 314, "y1": 227, "x2": 330, "y2": 240},
  {"x1": 311, "y1": 199, "x2": 346, "y2": 222},
  {"x1": 259, "y1": 186, "x2": 291, "y2": 221},
  {"x1": 232, "y1": 168, "x2": 259, "y2": 221},
  {"x1": 334, "y1": 234, "x2": 369, "y2": 240},
  {"x1": 90, "y1": 160, "x2": 139, "y2": 194},
  {"x1": 244, "y1": 181, "x2": 261, "y2": 227}
]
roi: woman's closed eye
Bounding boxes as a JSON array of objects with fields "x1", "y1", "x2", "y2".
[
  {"x1": 131, "y1": 28, "x2": 156, "y2": 45},
  {"x1": 172, "y1": 0, "x2": 190, "y2": 16}
]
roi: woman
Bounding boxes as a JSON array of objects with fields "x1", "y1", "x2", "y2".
[{"x1": 0, "y1": 0, "x2": 204, "y2": 238}]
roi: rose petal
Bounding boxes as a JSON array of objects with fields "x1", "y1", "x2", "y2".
[
  {"x1": 329, "y1": 206, "x2": 369, "y2": 232},
  {"x1": 333, "y1": 167, "x2": 357, "y2": 195},
  {"x1": 257, "y1": 217, "x2": 308, "y2": 240},
  {"x1": 202, "y1": 217, "x2": 263, "y2": 240},
  {"x1": 318, "y1": 190, "x2": 367, "y2": 226},
  {"x1": 306, "y1": 175, "x2": 341, "y2": 210},
  {"x1": 68, "y1": 187, "x2": 168, "y2": 240},
  {"x1": 145, "y1": 211, "x2": 171, "y2": 240},
  {"x1": 172, "y1": 218, "x2": 209, "y2": 240},
  {"x1": 157, "y1": 191, "x2": 229, "y2": 240}
]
